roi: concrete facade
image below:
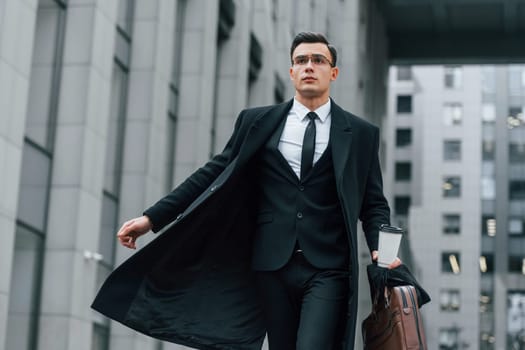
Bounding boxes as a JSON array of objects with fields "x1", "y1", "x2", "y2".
[{"x1": 0, "y1": 1, "x2": 390, "y2": 349}]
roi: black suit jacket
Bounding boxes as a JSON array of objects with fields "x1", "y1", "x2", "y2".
[{"x1": 92, "y1": 99, "x2": 390, "y2": 350}]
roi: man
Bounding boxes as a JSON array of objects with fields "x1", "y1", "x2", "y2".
[{"x1": 92, "y1": 32, "x2": 399, "y2": 349}]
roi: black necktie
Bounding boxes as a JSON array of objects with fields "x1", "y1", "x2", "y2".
[{"x1": 300, "y1": 112, "x2": 317, "y2": 179}]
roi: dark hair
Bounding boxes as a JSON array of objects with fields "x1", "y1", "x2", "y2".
[{"x1": 290, "y1": 32, "x2": 337, "y2": 67}]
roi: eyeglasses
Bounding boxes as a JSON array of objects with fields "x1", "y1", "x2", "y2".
[{"x1": 292, "y1": 54, "x2": 334, "y2": 67}]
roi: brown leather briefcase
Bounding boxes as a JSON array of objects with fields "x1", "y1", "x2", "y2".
[{"x1": 362, "y1": 285, "x2": 427, "y2": 350}]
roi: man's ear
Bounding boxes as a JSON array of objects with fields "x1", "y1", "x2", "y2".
[{"x1": 331, "y1": 67, "x2": 339, "y2": 81}]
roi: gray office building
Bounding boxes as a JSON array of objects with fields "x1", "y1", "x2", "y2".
[
  {"x1": 386, "y1": 65, "x2": 525, "y2": 350},
  {"x1": 0, "y1": 1, "x2": 391, "y2": 349}
]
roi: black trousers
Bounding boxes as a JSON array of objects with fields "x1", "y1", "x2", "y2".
[{"x1": 255, "y1": 251, "x2": 350, "y2": 350}]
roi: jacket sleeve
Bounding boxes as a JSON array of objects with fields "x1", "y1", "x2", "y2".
[
  {"x1": 359, "y1": 126, "x2": 391, "y2": 252},
  {"x1": 143, "y1": 111, "x2": 247, "y2": 232}
]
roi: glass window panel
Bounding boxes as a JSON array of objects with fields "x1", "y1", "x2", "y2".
[
  {"x1": 444, "y1": 66, "x2": 462, "y2": 89},
  {"x1": 508, "y1": 66, "x2": 522, "y2": 96},
  {"x1": 509, "y1": 143, "x2": 525, "y2": 163},
  {"x1": 482, "y1": 66, "x2": 495, "y2": 94},
  {"x1": 25, "y1": 3, "x2": 64, "y2": 149},
  {"x1": 481, "y1": 161, "x2": 495, "y2": 177},
  {"x1": 396, "y1": 95, "x2": 412, "y2": 114},
  {"x1": 117, "y1": 0, "x2": 134, "y2": 35},
  {"x1": 442, "y1": 252, "x2": 461, "y2": 274},
  {"x1": 114, "y1": 34, "x2": 131, "y2": 67},
  {"x1": 397, "y1": 66, "x2": 412, "y2": 81},
  {"x1": 507, "y1": 292, "x2": 525, "y2": 349},
  {"x1": 480, "y1": 254, "x2": 494, "y2": 273},
  {"x1": 482, "y1": 178, "x2": 496, "y2": 200},
  {"x1": 482, "y1": 103, "x2": 496, "y2": 122},
  {"x1": 482, "y1": 216, "x2": 496, "y2": 237},
  {"x1": 508, "y1": 256, "x2": 524, "y2": 273},
  {"x1": 440, "y1": 289, "x2": 460, "y2": 311},
  {"x1": 439, "y1": 328, "x2": 459, "y2": 349},
  {"x1": 443, "y1": 103, "x2": 463, "y2": 126},
  {"x1": 395, "y1": 162, "x2": 411, "y2": 181},
  {"x1": 509, "y1": 218, "x2": 524, "y2": 236},
  {"x1": 396, "y1": 129, "x2": 412, "y2": 147},
  {"x1": 444, "y1": 140, "x2": 461, "y2": 161},
  {"x1": 17, "y1": 143, "x2": 51, "y2": 231},
  {"x1": 509, "y1": 180, "x2": 525, "y2": 200},
  {"x1": 104, "y1": 64, "x2": 128, "y2": 195},
  {"x1": 6, "y1": 226, "x2": 44, "y2": 350},
  {"x1": 98, "y1": 194, "x2": 118, "y2": 267},
  {"x1": 91, "y1": 323, "x2": 109, "y2": 350},
  {"x1": 443, "y1": 214, "x2": 460, "y2": 234},
  {"x1": 482, "y1": 140, "x2": 495, "y2": 160},
  {"x1": 172, "y1": 0, "x2": 186, "y2": 85},
  {"x1": 394, "y1": 196, "x2": 410, "y2": 215},
  {"x1": 165, "y1": 111, "x2": 177, "y2": 191},
  {"x1": 443, "y1": 176, "x2": 461, "y2": 198}
]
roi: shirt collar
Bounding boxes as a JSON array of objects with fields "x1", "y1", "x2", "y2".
[{"x1": 292, "y1": 98, "x2": 331, "y2": 123}]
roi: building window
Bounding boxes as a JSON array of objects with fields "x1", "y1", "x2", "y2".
[
  {"x1": 394, "y1": 196, "x2": 411, "y2": 215},
  {"x1": 439, "y1": 327, "x2": 460, "y2": 350},
  {"x1": 92, "y1": 323, "x2": 110, "y2": 350},
  {"x1": 508, "y1": 237, "x2": 525, "y2": 273},
  {"x1": 443, "y1": 214, "x2": 460, "y2": 234},
  {"x1": 395, "y1": 162, "x2": 411, "y2": 181},
  {"x1": 6, "y1": 226, "x2": 45, "y2": 350},
  {"x1": 507, "y1": 292, "x2": 525, "y2": 349},
  {"x1": 248, "y1": 33, "x2": 263, "y2": 83},
  {"x1": 508, "y1": 256, "x2": 525, "y2": 273},
  {"x1": 396, "y1": 95, "x2": 412, "y2": 114},
  {"x1": 482, "y1": 216, "x2": 496, "y2": 237},
  {"x1": 444, "y1": 66, "x2": 462, "y2": 89},
  {"x1": 482, "y1": 103, "x2": 496, "y2": 123},
  {"x1": 509, "y1": 143, "x2": 525, "y2": 163},
  {"x1": 218, "y1": 0, "x2": 236, "y2": 41},
  {"x1": 509, "y1": 66, "x2": 523, "y2": 96},
  {"x1": 396, "y1": 129, "x2": 412, "y2": 147},
  {"x1": 397, "y1": 66, "x2": 412, "y2": 80},
  {"x1": 509, "y1": 181, "x2": 525, "y2": 200},
  {"x1": 442, "y1": 252, "x2": 461, "y2": 274},
  {"x1": 440, "y1": 289, "x2": 460, "y2": 311},
  {"x1": 274, "y1": 74, "x2": 285, "y2": 103},
  {"x1": 481, "y1": 177, "x2": 496, "y2": 200},
  {"x1": 443, "y1": 103, "x2": 463, "y2": 126},
  {"x1": 507, "y1": 107, "x2": 523, "y2": 129},
  {"x1": 443, "y1": 140, "x2": 461, "y2": 161},
  {"x1": 443, "y1": 176, "x2": 461, "y2": 198},
  {"x1": 482, "y1": 141, "x2": 495, "y2": 160},
  {"x1": 509, "y1": 218, "x2": 525, "y2": 236},
  {"x1": 480, "y1": 254, "x2": 494, "y2": 273}
]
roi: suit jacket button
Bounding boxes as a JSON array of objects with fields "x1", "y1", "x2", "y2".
[
  {"x1": 297, "y1": 212, "x2": 303, "y2": 219},
  {"x1": 299, "y1": 185, "x2": 305, "y2": 191}
]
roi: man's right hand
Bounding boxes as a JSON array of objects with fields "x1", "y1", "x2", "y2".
[{"x1": 116, "y1": 215, "x2": 153, "y2": 249}]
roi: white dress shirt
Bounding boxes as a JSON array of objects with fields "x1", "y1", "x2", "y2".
[{"x1": 278, "y1": 98, "x2": 331, "y2": 179}]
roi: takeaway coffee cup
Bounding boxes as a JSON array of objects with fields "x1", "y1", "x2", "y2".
[{"x1": 377, "y1": 224, "x2": 403, "y2": 268}]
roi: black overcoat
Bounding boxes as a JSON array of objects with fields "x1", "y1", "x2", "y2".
[{"x1": 92, "y1": 99, "x2": 390, "y2": 350}]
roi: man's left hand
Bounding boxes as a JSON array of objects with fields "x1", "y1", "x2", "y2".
[{"x1": 371, "y1": 250, "x2": 402, "y2": 269}]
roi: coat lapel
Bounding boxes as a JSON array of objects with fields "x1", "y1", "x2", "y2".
[
  {"x1": 236, "y1": 99, "x2": 293, "y2": 165},
  {"x1": 330, "y1": 100, "x2": 353, "y2": 191}
]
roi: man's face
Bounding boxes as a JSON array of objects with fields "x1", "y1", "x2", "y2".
[{"x1": 289, "y1": 42, "x2": 339, "y2": 101}]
